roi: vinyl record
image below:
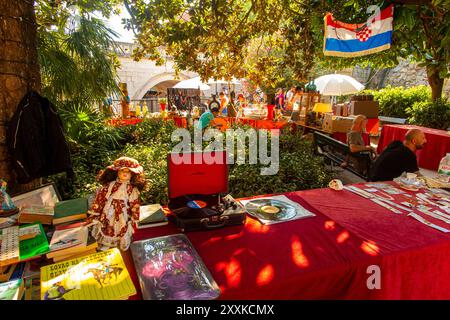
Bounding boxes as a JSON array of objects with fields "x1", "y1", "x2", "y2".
[
  {"x1": 168, "y1": 194, "x2": 219, "y2": 219},
  {"x1": 245, "y1": 199, "x2": 297, "y2": 221}
]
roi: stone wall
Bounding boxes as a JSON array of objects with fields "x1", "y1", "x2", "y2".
[
  {"x1": 383, "y1": 59, "x2": 429, "y2": 88},
  {"x1": 352, "y1": 59, "x2": 450, "y2": 97}
]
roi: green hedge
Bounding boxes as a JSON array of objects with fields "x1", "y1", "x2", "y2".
[
  {"x1": 49, "y1": 118, "x2": 332, "y2": 204},
  {"x1": 363, "y1": 86, "x2": 431, "y2": 118},
  {"x1": 406, "y1": 99, "x2": 450, "y2": 130}
]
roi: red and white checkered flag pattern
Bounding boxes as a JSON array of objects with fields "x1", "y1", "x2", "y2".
[{"x1": 356, "y1": 26, "x2": 372, "y2": 42}]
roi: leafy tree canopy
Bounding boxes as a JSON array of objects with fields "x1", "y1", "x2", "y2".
[
  {"x1": 35, "y1": 0, "x2": 124, "y2": 106},
  {"x1": 124, "y1": 0, "x2": 448, "y2": 98}
]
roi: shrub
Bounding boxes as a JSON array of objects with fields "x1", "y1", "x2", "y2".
[
  {"x1": 406, "y1": 99, "x2": 450, "y2": 130},
  {"x1": 50, "y1": 119, "x2": 333, "y2": 204},
  {"x1": 363, "y1": 86, "x2": 431, "y2": 118}
]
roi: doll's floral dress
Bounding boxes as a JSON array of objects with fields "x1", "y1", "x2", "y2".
[{"x1": 88, "y1": 180, "x2": 140, "y2": 251}]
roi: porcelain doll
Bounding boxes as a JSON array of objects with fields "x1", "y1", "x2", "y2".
[{"x1": 87, "y1": 157, "x2": 145, "y2": 251}]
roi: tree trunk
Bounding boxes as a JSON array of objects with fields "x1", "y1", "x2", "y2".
[
  {"x1": 426, "y1": 66, "x2": 444, "y2": 102},
  {"x1": 0, "y1": 0, "x2": 41, "y2": 190}
]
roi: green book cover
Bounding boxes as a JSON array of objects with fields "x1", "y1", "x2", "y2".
[
  {"x1": 54, "y1": 198, "x2": 88, "y2": 220},
  {"x1": 19, "y1": 223, "x2": 49, "y2": 261},
  {"x1": 139, "y1": 204, "x2": 166, "y2": 224},
  {"x1": 0, "y1": 278, "x2": 23, "y2": 300}
]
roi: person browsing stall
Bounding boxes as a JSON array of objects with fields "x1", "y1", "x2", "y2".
[
  {"x1": 370, "y1": 129, "x2": 427, "y2": 181},
  {"x1": 197, "y1": 107, "x2": 221, "y2": 130},
  {"x1": 286, "y1": 86, "x2": 295, "y2": 104},
  {"x1": 219, "y1": 92, "x2": 229, "y2": 116},
  {"x1": 341, "y1": 115, "x2": 376, "y2": 168},
  {"x1": 275, "y1": 88, "x2": 284, "y2": 109},
  {"x1": 348, "y1": 115, "x2": 376, "y2": 154}
]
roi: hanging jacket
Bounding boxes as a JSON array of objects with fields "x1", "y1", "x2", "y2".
[{"x1": 6, "y1": 91, "x2": 73, "y2": 183}]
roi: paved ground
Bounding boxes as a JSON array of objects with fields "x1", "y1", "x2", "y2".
[{"x1": 326, "y1": 165, "x2": 365, "y2": 185}]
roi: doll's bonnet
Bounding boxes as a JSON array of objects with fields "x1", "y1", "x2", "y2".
[{"x1": 107, "y1": 157, "x2": 143, "y2": 175}]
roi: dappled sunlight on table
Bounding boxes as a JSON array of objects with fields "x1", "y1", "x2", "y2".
[
  {"x1": 291, "y1": 235, "x2": 309, "y2": 268},
  {"x1": 215, "y1": 257, "x2": 242, "y2": 289},
  {"x1": 256, "y1": 264, "x2": 275, "y2": 286},
  {"x1": 360, "y1": 240, "x2": 380, "y2": 256},
  {"x1": 324, "y1": 220, "x2": 336, "y2": 230},
  {"x1": 245, "y1": 217, "x2": 270, "y2": 233},
  {"x1": 337, "y1": 231, "x2": 350, "y2": 244}
]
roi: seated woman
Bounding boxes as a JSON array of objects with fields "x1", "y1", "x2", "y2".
[{"x1": 341, "y1": 115, "x2": 376, "y2": 168}]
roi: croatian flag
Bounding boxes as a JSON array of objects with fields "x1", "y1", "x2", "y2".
[{"x1": 323, "y1": 4, "x2": 394, "y2": 57}]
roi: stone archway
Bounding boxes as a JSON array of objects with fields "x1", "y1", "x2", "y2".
[{"x1": 133, "y1": 72, "x2": 191, "y2": 99}]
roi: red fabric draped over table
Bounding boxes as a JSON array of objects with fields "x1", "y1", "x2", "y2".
[
  {"x1": 366, "y1": 118, "x2": 379, "y2": 135},
  {"x1": 233, "y1": 118, "x2": 289, "y2": 130},
  {"x1": 123, "y1": 182, "x2": 450, "y2": 300},
  {"x1": 171, "y1": 116, "x2": 187, "y2": 128},
  {"x1": 107, "y1": 118, "x2": 143, "y2": 126},
  {"x1": 108, "y1": 117, "x2": 289, "y2": 130},
  {"x1": 377, "y1": 124, "x2": 450, "y2": 170}
]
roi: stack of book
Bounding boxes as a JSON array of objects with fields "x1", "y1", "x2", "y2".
[
  {"x1": 46, "y1": 223, "x2": 97, "y2": 262},
  {"x1": 1, "y1": 224, "x2": 49, "y2": 268},
  {"x1": 18, "y1": 205, "x2": 54, "y2": 225},
  {"x1": 53, "y1": 198, "x2": 88, "y2": 225},
  {"x1": 15, "y1": 197, "x2": 89, "y2": 226},
  {"x1": 137, "y1": 204, "x2": 168, "y2": 229}
]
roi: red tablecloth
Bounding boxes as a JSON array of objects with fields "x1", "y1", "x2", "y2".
[
  {"x1": 377, "y1": 124, "x2": 450, "y2": 170},
  {"x1": 125, "y1": 183, "x2": 450, "y2": 300},
  {"x1": 107, "y1": 118, "x2": 143, "y2": 126},
  {"x1": 237, "y1": 118, "x2": 289, "y2": 130},
  {"x1": 170, "y1": 116, "x2": 187, "y2": 128},
  {"x1": 108, "y1": 116, "x2": 288, "y2": 130},
  {"x1": 366, "y1": 118, "x2": 379, "y2": 135},
  {"x1": 332, "y1": 132, "x2": 370, "y2": 145}
]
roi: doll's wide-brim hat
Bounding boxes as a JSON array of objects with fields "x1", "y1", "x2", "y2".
[{"x1": 107, "y1": 157, "x2": 143, "y2": 175}]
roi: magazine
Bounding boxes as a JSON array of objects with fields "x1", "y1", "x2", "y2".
[
  {"x1": 40, "y1": 248, "x2": 136, "y2": 300},
  {"x1": 130, "y1": 234, "x2": 220, "y2": 300}
]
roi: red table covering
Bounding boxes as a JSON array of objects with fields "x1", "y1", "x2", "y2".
[
  {"x1": 170, "y1": 116, "x2": 187, "y2": 128},
  {"x1": 366, "y1": 118, "x2": 379, "y2": 135},
  {"x1": 237, "y1": 118, "x2": 289, "y2": 130},
  {"x1": 107, "y1": 118, "x2": 143, "y2": 126},
  {"x1": 124, "y1": 183, "x2": 450, "y2": 300},
  {"x1": 377, "y1": 124, "x2": 450, "y2": 170},
  {"x1": 107, "y1": 116, "x2": 288, "y2": 130}
]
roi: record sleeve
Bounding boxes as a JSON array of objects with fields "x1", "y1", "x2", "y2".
[
  {"x1": 130, "y1": 234, "x2": 220, "y2": 300},
  {"x1": 240, "y1": 195, "x2": 315, "y2": 225}
]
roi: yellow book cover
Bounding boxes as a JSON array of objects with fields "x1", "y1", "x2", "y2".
[{"x1": 40, "y1": 248, "x2": 136, "y2": 300}]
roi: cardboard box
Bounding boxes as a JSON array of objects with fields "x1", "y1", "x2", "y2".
[
  {"x1": 334, "y1": 104, "x2": 350, "y2": 117},
  {"x1": 349, "y1": 101, "x2": 379, "y2": 118},
  {"x1": 322, "y1": 113, "x2": 354, "y2": 133}
]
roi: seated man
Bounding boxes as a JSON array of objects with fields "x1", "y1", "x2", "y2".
[
  {"x1": 197, "y1": 106, "x2": 220, "y2": 130},
  {"x1": 370, "y1": 128, "x2": 427, "y2": 182},
  {"x1": 341, "y1": 115, "x2": 376, "y2": 168}
]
